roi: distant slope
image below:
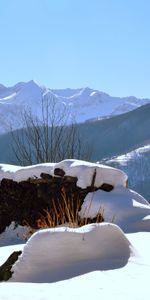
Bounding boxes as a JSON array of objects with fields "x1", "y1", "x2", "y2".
[
  {"x1": 106, "y1": 144, "x2": 150, "y2": 199},
  {"x1": 79, "y1": 103, "x2": 150, "y2": 161},
  {"x1": 0, "y1": 131, "x2": 15, "y2": 164}
]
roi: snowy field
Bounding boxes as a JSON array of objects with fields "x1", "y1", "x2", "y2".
[{"x1": 0, "y1": 159, "x2": 150, "y2": 299}]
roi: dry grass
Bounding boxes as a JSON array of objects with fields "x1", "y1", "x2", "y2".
[
  {"x1": 23, "y1": 188, "x2": 104, "y2": 240},
  {"x1": 36, "y1": 188, "x2": 104, "y2": 230}
]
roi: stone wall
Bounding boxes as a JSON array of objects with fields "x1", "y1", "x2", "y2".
[{"x1": 0, "y1": 168, "x2": 113, "y2": 233}]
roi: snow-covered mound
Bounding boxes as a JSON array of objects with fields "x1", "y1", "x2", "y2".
[
  {"x1": 0, "y1": 159, "x2": 128, "y2": 188},
  {"x1": 0, "y1": 80, "x2": 150, "y2": 133},
  {"x1": 54, "y1": 159, "x2": 127, "y2": 188},
  {"x1": 10, "y1": 223, "x2": 133, "y2": 283},
  {"x1": 0, "y1": 162, "x2": 55, "y2": 182},
  {"x1": 79, "y1": 186, "x2": 150, "y2": 233}
]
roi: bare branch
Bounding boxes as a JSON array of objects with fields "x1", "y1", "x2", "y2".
[{"x1": 11, "y1": 95, "x2": 93, "y2": 165}]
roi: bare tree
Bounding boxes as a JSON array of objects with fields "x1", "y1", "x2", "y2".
[{"x1": 11, "y1": 95, "x2": 92, "y2": 165}]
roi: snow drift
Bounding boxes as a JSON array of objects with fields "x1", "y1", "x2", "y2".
[
  {"x1": 79, "y1": 186, "x2": 150, "y2": 233},
  {"x1": 10, "y1": 223, "x2": 133, "y2": 283}
]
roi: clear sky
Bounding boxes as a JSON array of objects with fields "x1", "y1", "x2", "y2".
[{"x1": 0, "y1": 0, "x2": 150, "y2": 98}]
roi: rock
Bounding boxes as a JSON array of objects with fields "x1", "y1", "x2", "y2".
[
  {"x1": 0, "y1": 251, "x2": 22, "y2": 281},
  {"x1": 63, "y1": 176, "x2": 78, "y2": 183},
  {"x1": 100, "y1": 183, "x2": 114, "y2": 192},
  {"x1": 54, "y1": 168, "x2": 65, "y2": 177},
  {"x1": 40, "y1": 173, "x2": 53, "y2": 180}
]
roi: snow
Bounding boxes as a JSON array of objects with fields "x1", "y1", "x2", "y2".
[
  {"x1": 0, "y1": 244, "x2": 24, "y2": 266},
  {"x1": 0, "y1": 159, "x2": 150, "y2": 299},
  {"x1": 0, "y1": 226, "x2": 150, "y2": 300},
  {"x1": 109, "y1": 144, "x2": 150, "y2": 166},
  {"x1": 0, "y1": 162, "x2": 55, "y2": 181},
  {"x1": 0, "y1": 92, "x2": 17, "y2": 102},
  {"x1": 79, "y1": 186, "x2": 150, "y2": 233},
  {"x1": 55, "y1": 159, "x2": 128, "y2": 188},
  {"x1": 10, "y1": 223, "x2": 133, "y2": 283},
  {"x1": 0, "y1": 159, "x2": 128, "y2": 188},
  {"x1": 107, "y1": 144, "x2": 150, "y2": 199}
]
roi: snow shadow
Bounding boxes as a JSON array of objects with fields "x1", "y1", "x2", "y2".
[{"x1": 26, "y1": 257, "x2": 130, "y2": 283}]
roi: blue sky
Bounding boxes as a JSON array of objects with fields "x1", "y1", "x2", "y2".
[{"x1": 0, "y1": 0, "x2": 150, "y2": 97}]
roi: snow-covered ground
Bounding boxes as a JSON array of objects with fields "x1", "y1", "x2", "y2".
[
  {"x1": 0, "y1": 227, "x2": 150, "y2": 300},
  {"x1": 0, "y1": 159, "x2": 150, "y2": 299},
  {"x1": 0, "y1": 80, "x2": 150, "y2": 133}
]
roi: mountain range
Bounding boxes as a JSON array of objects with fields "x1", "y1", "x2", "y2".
[{"x1": 0, "y1": 80, "x2": 150, "y2": 134}]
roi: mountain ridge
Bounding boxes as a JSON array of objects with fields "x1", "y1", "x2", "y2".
[{"x1": 0, "y1": 80, "x2": 150, "y2": 134}]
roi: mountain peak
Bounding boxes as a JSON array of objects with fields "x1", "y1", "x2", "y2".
[
  {"x1": 25, "y1": 80, "x2": 43, "y2": 89},
  {"x1": 13, "y1": 80, "x2": 44, "y2": 93}
]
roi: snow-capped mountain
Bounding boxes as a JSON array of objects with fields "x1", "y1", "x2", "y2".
[{"x1": 0, "y1": 80, "x2": 150, "y2": 133}]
